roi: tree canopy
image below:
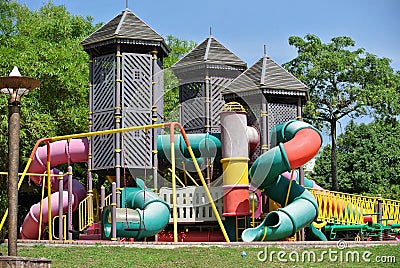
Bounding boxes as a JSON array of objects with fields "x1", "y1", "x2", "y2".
[
  {"x1": 284, "y1": 34, "x2": 400, "y2": 191},
  {"x1": 0, "y1": 1, "x2": 197, "y2": 168},
  {"x1": 0, "y1": 1, "x2": 197, "y2": 218},
  {"x1": 0, "y1": 0, "x2": 96, "y2": 220},
  {"x1": 163, "y1": 35, "x2": 197, "y2": 69},
  {"x1": 0, "y1": 1, "x2": 96, "y2": 171},
  {"x1": 312, "y1": 119, "x2": 400, "y2": 199}
]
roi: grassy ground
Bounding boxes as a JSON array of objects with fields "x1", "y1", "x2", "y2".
[{"x1": 0, "y1": 244, "x2": 399, "y2": 267}]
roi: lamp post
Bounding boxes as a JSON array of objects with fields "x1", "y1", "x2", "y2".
[{"x1": 0, "y1": 67, "x2": 40, "y2": 256}]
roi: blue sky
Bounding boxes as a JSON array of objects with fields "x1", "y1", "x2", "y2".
[{"x1": 19, "y1": 0, "x2": 400, "y2": 71}]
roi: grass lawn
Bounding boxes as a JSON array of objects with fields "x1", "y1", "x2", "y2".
[{"x1": 0, "y1": 244, "x2": 399, "y2": 267}]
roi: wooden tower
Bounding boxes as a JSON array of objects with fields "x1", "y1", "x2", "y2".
[
  {"x1": 172, "y1": 34, "x2": 247, "y2": 134},
  {"x1": 223, "y1": 48, "x2": 309, "y2": 161},
  {"x1": 81, "y1": 9, "x2": 170, "y2": 203}
]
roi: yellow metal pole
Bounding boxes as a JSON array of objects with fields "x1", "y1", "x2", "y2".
[
  {"x1": 182, "y1": 161, "x2": 187, "y2": 186},
  {"x1": 284, "y1": 169, "x2": 295, "y2": 207},
  {"x1": 252, "y1": 191, "x2": 255, "y2": 227},
  {"x1": 186, "y1": 145, "x2": 230, "y2": 242},
  {"x1": 168, "y1": 168, "x2": 185, "y2": 187},
  {"x1": 170, "y1": 125, "x2": 178, "y2": 243},
  {"x1": 38, "y1": 177, "x2": 46, "y2": 240},
  {"x1": 46, "y1": 142, "x2": 52, "y2": 240},
  {"x1": 182, "y1": 169, "x2": 199, "y2": 187}
]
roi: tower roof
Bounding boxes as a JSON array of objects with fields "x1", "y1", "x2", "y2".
[
  {"x1": 81, "y1": 9, "x2": 170, "y2": 56},
  {"x1": 172, "y1": 36, "x2": 247, "y2": 70},
  {"x1": 223, "y1": 55, "x2": 308, "y2": 99}
]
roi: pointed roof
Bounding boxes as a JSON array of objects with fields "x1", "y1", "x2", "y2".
[
  {"x1": 172, "y1": 36, "x2": 247, "y2": 70},
  {"x1": 223, "y1": 55, "x2": 308, "y2": 99},
  {"x1": 81, "y1": 9, "x2": 170, "y2": 56}
]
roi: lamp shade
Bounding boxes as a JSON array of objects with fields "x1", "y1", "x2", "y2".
[
  {"x1": 0, "y1": 67, "x2": 40, "y2": 102},
  {"x1": 0, "y1": 77, "x2": 40, "y2": 93}
]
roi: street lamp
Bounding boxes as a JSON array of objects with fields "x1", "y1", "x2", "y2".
[{"x1": 0, "y1": 67, "x2": 40, "y2": 256}]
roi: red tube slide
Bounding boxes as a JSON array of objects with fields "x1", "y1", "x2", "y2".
[{"x1": 283, "y1": 128, "x2": 322, "y2": 169}]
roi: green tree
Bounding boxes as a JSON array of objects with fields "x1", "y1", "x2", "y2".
[
  {"x1": 0, "y1": 0, "x2": 13, "y2": 39},
  {"x1": 284, "y1": 34, "x2": 400, "y2": 191},
  {"x1": 313, "y1": 120, "x2": 400, "y2": 199},
  {"x1": 0, "y1": 1, "x2": 95, "y2": 167},
  {"x1": 0, "y1": 1, "x2": 96, "y2": 219},
  {"x1": 163, "y1": 35, "x2": 197, "y2": 69},
  {"x1": 163, "y1": 35, "x2": 196, "y2": 119},
  {"x1": 0, "y1": 2, "x2": 197, "y2": 221}
]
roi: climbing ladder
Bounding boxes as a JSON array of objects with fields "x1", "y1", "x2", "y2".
[{"x1": 235, "y1": 216, "x2": 247, "y2": 242}]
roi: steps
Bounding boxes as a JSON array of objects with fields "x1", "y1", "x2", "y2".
[{"x1": 79, "y1": 222, "x2": 102, "y2": 240}]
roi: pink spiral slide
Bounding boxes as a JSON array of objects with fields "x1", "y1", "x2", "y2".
[{"x1": 19, "y1": 138, "x2": 88, "y2": 239}]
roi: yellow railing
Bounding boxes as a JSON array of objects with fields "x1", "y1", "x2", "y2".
[
  {"x1": 308, "y1": 188, "x2": 400, "y2": 225},
  {"x1": 80, "y1": 193, "x2": 112, "y2": 226},
  {"x1": 381, "y1": 198, "x2": 400, "y2": 224},
  {"x1": 52, "y1": 215, "x2": 66, "y2": 240},
  {"x1": 104, "y1": 193, "x2": 112, "y2": 207},
  {"x1": 78, "y1": 194, "x2": 94, "y2": 231}
]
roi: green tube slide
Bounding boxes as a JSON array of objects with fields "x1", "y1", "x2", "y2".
[
  {"x1": 157, "y1": 133, "x2": 222, "y2": 159},
  {"x1": 157, "y1": 133, "x2": 222, "y2": 172},
  {"x1": 242, "y1": 120, "x2": 326, "y2": 241},
  {"x1": 102, "y1": 179, "x2": 170, "y2": 240},
  {"x1": 242, "y1": 173, "x2": 320, "y2": 241}
]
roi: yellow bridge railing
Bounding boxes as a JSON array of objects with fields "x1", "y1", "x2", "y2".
[
  {"x1": 381, "y1": 198, "x2": 400, "y2": 224},
  {"x1": 308, "y1": 188, "x2": 400, "y2": 225}
]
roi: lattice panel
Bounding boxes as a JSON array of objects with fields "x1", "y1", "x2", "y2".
[
  {"x1": 210, "y1": 127, "x2": 220, "y2": 134},
  {"x1": 122, "y1": 110, "x2": 152, "y2": 169},
  {"x1": 268, "y1": 103, "x2": 297, "y2": 131},
  {"x1": 181, "y1": 97, "x2": 205, "y2": 130},
  {"x1": 92, "y1": 54, "x2": 115, "y2": 112},
  {"x1": 210, "y1": 100, "x2": 224, "y2": 128},
  {"x1": 91, "y1": 111, "x2": 115, "y2": 170},
  {"x1": 210, "y1": 77, "x2": 231, "y2": 100},
  {"x1": 210, "y1": 77, "x2": 232, "y2": 130},
  {"x1": 247, "y1": 103, "x2": 262, "y2": 162},
  {"x1": 185, "y1": 128, "x2": 205, "y2": 134},
  {"x1": 179, "y1": 82, "x2": 204, "y2": 102},
  {"x1": 243, "y1": 102, "x2": 261, "y2": 129},
  {"x1": 250, "y1": 102, "x2": 297, "y2": 161},
  {"x1": 122, "y1": 53, "x2": 152, "y2": 110}
]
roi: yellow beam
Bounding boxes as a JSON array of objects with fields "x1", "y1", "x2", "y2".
[
  {"x1": 47, "y1": 150, "x2": 52, "y2": 241},
  {"x1": 182, "y1": 168, "x2": 199, "y2": 187},
  {"x1": 50, "y1": 123, "x2": 165, "y2": 142},
  {"x1": 170, "y1": 140, "x2": 178, "y2": 243},
  {"x1": 168, "y1": 168, "x2": 185, "y2": 187}
]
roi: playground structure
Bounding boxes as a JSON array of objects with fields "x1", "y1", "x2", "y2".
[{"x1": 1, "y1": 8, "x2": 399, "y2": 243}]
